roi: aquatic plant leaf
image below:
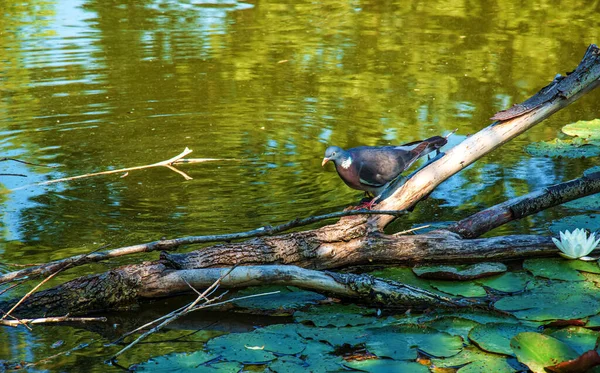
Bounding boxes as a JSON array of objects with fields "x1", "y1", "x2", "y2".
[
  {"x1": 364, "y1": 325, "x2": 463, "y2": 359},
  {"x1": 494, "y1": 281, "x2": 600, "y2": 321},
  {"x1": 368, "y1": 267, "x2": 443, "y2": 295},
  {"x1": 431, "y1": 346, "x2": 526, "y2": 373},
  {"x1": 232, "y1": 285, "x2": 326, "y2": 310},
  {"x1": 206, "y1": 329, "x2": 305, "y2": 363},
  {"x1": 564, "y1": 194, "x2": 600, "y2": 211},
  {"x1": 522, "y1": 258, "x2": 589, "y2": 281},
  {"x1": 549, "y1": 214, "x2": 600, "y2": 236},
  {"x1": 294, "y1": 304, "x2": 378, "y2": 327},
  {"x1": 562, "y1": 119, "x2": 600, "y2": 139},
  {"x1": 525, "y1": 138, "x2": 600, "y2": 158},
  {"x1": 428, "y1": 280, "x2": 487, "y2": 297},
  {"x1": 412, "y1": 262, "x2": 506, "y2": 280},
  {"x1": 269, "y1": 349, "x2": 344, "y2": 373},
  {"x1": 468, "y1": 322, "x2": 537, "y2": 356},
  {"x1": 133, "y1": 350, "x2": 238, "y2": 371},
  {"x1": 425, "y1": 317, "x2": 480, "y2": 342},
  {"x1": 295, "y1": 324, "x2": 370, "y2": 347},
  {"x1": 344, "y1": 359, "x2": 429, "y2": 372},
  {"x1": 510, "y1": 332, "x2": 579, "y2": 373},
  {"x1": 550, "y1": 326, "x2": 600, "y2": 355},
  {"x1": 476, "y1": 272, "x2": 532, "y2": 293}
]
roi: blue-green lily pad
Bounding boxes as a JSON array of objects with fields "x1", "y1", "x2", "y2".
[
  {"x1": 585, "y1": 166, "x2": 600, "y2": 176},
  {"x1": 562, "y1": 119, "x2": 600, "y2": 140},
  {"x1": 296, "y1": 324, "x2": 369, "y2": 347},
  {"x1": 468, "y1": 322, "x2": 538, "y2": 356},
  {"x1": 525, "y1": 138, "x2": 600, "y2": 158},
  {"x1": 564, "y1": 194, "x2": 600, "y2": 211},
  {"x1": 425, "y1": 317, "x2": 480, "y2": 342},
  {"x1": 477, "y1": 272, "x2": 532, "y2": 293},
  {"x1": 232, "y1": 286, "x2": 326, "y2": 310},
  {"x1": 431, "y1": 346, "x2": 526, "y2": 373},
  {"x1": 494, "y1": 281, "x2": 600, "y2": 321},
  {"x1": 368, "y1": 267, "x2": 444, "y2": 295},
  {"x1": 412, "y1": 262, "x2": 506, "y2": 280},
  {"x1": 549, "y1": 214, "x2": 600, "y2": 235},
  {"x1": 206, "y1": 328, "x2": 305, "y2": 363},
  {"x1": 344, "y1": 359, "x2": 429, "y2": 372},
  {"x1": 510, "y1": 332, "x2": 580, "y2": 373},
  {"x1": 133, "y1": 350, "x2": 241, "y2": 372},
  {"x1": 364, "y1": 325, "x2": 463, "y2": 359},
  {"x1": 550, "y1": 326, "x2": 600, "y2": 354}
]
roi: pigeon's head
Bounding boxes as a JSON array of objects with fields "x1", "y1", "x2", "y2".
[{"x1": 322, "y1": 146, "x2": 347, "y2": 167}]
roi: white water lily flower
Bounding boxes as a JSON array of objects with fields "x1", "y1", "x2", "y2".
[{"x1": 552, "y1": 228, "x2": 600, "y2": 260}]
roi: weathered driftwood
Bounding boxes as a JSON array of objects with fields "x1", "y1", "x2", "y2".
[
  {"x1": 2, "y1": 264, "x2": 484, "y2": 318},
  {"x1": 2, "y1": 44, "x2": 600, "y2": 317},
  {"x1": 448, "y1": 170, "x2": 600, "y2": 238}
]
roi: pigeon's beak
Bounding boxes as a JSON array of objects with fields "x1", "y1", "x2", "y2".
[{"x1": 321, "y1": 157, "x2": 330, "y2": 167}]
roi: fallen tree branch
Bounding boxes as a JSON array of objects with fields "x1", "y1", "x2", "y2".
[
  {"x1": 448, "y1": 170, "x2": 600, "y2": 238},
  {"x1": 1, "y1": 315, "x2": 107, "y2": 327},
  {"x1": 10, "y1": 147, "x2": 227, "y2": 191},
  {"x1": 0, "y1": 209, "x2": 405, "y2": 285}
]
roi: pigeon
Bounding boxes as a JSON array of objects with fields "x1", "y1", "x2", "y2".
[{"x1": 322, "y1": 133, "x2": 452, "y2": 198}]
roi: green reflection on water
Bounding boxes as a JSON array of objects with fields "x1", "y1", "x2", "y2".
[{"x1": 0, "y1": 0, "x2": 599, "y2": 370}]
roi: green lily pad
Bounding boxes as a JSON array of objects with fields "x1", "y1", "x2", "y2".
[
  {"x1": 586, "y1": 314, "x2": 600, "y2": 327},
  {"x1": 269, "y1": 348, "x2": 344, "y2": 373},
  {"x1": 523, "y1": 258, "x2": 591, "y2": 281},
  {"x1": 232, "y1": 285, "x2": 326, "y2": 310},
  {"x1": 549, "y1": 214, "x2": 600, "y2": 235},
  {"x1": 134, "y1": 350, "x2": 225, "y2": 371},
  {"x1": 296, "y1": 324, "x2": 370, "y2": 347},
  {"x1": 344, "y1": 359, "x2": 429, "y2": 372},
  {"x1": 550, "y1": 326, "x2": 600, "y2": 354},
  {"x1": 294, "y1": 304, "x2": 377, "y2": 327},
  {"x1": 494, "y1": 281, "x2": 600, "y2": 321},
  {"x1": 365, "y1": 325, "x2": 463, "y2": 359},
  {"x1": 412, "y1": 262, "x2": 507, "y2": 280},
  {"x1": 428, "y1": 280, "x2": 487, "y2": 297},
  {"x1": 468, "y1": 322, "x2": 538, "y2": 356},
  {"x1": 525, "y1": 138, "x2": 600, "y2": 158},
  {"x1": 403, "y1": 309, "x2": 526, "y2": 326},
  {"x1": 431, "y1": 346, "x2": 526, "y2": 373},
  {"x1": 206, "y1": 328, "x2": 305, "y2": 363},
  {"x1": 562, "y1": 119, "x2": 600, "y2": 140},
  {"x1": 425, "y1": 317, "x2": 481, "y2": 342},
  {"x1": 510, "y1": 332, "x2": 580, "y2": 373},
  {"x1": 368, "y1": 267, "x2": 443, "y2": 295},
  {"x1": 477, "y1": 272, "x2": 532, "y2": 293}
]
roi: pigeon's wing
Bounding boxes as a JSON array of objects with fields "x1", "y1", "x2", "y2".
[{"x1": 351, "y1": 147, "x2": 412, "y2": 186}]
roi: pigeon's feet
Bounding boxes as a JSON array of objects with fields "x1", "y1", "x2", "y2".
[{"x1": 352, "y1": 196, "x2": 380, "y2": 210}]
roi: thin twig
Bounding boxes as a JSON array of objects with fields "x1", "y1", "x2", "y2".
[
  {"x1": 395, "y1": 225, "x2": 431, "y2": 236},
  {"x1": 0, "y1": 158, "x2": 56, "y2": 168},
  {"x1": 0, "y1": 209, "x2": 405, "y2": 285}
]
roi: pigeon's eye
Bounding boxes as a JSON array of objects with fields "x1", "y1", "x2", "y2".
[{"x1": 331, "y1": 152, "x2": 336, "y2": 156}]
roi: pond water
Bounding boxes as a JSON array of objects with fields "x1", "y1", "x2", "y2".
[{"x1": 1, "y1": 0, "x2": 599, "y2": 370}]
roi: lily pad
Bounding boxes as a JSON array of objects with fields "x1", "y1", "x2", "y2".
[
  {"x1": 269, "y1": 346, "x2": 344, "y2": 373},
  {"x1": 564, "y1": 194, "x2": 600, "y2": 211},
  {"x1": 510, "y1": 332, "x2": 580, "y2": 373},
  {"x1": 585, "y1": 166, "x2": 600, "y2": 176},
  {"x1": 522, "y1": 258, "x2": 595, "y2": 281},
  {"x1": 428, "y1": 280, "x2": 487, "y2": 297},
  {"x1": 412, "y1": 262, "x2": 507, "y2": 280},
  {"x1": 344, "y1": 359, "x2": 429, "y2": 372},
  {"x1": 134, "y1": 350, "x2": 224, "y2": 371},
  {"x1": 477, "y1": 272, "x2": 532, "y2": 293},
  {"x1": 468, "y1": 322, "x2": 538, "y2": 356},
  {"x1": 368, "y1": 267, "x2": 443, "y2": 295},
  {"x1": 294, "y1": 304, "x2": 377, "y2": 327},
  {"x1": 549, "y1": 214, "x2": 600, "y2": 235},
  {"x1": 425, "y1": 317, "x2": 481, "y2": 342},
  {"x1": 562, "y1": 119, "x2": 600, "y2": 140},
  {"x1": 525, "y1": 138, "x2": 600, "y2": 158},
  {"x1": 232, "y1": 285, "x2": 326, "y2": 311},
  {"x1": 550, "y1": 326, "x2": 600, "y2": 354},
  {"x1": 586, "y1": 314, "x2": 600, "y2": 328},
  {"x1": 206, "y1": 328, "x2": 305, "y2": 363},
  {"x1": 296, "y1": 324, "x2": 370, "y2": 347},
  {"x1": 364, "y1": 325, "x2": 463, "y2": 359},
  {"x1": 494, "y1": 281, "x2": 600, "y2": 321},
  {"x1": 431, "y1": 346, "x2": 526, "y2": 373}
]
